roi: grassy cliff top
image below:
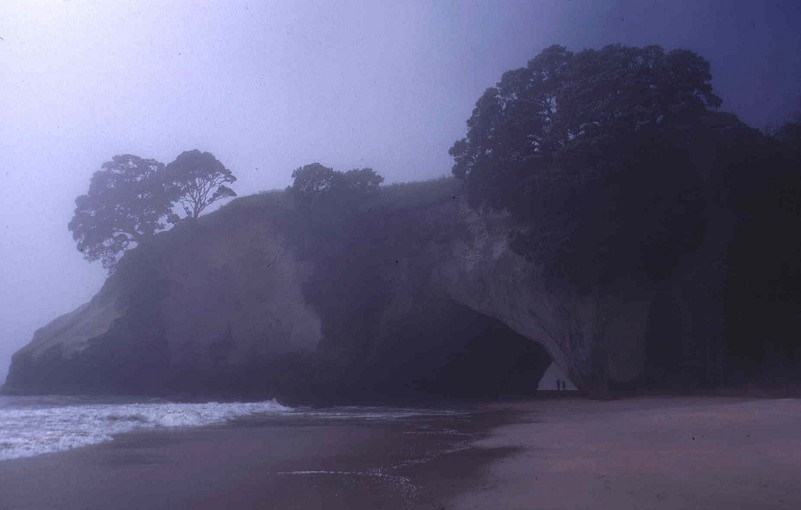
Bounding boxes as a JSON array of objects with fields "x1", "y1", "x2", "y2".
[
  {"x1": 213, "y1": 176, "x2": 462, "y2": 223},
  {"x1": 112, "y1": 176, "x2": 464, "y2": 278}
]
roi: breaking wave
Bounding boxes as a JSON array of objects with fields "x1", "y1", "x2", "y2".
[{"x1": 0, "y1": 397, "x2": 291, "y2": 461}]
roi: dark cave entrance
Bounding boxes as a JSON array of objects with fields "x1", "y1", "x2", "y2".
[{"x1": 322, "y1": 296, "x2": 553, "y2": 401}]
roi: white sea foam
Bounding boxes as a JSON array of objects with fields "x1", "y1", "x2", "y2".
[{"x1": 0, "y1": 398, "x2": 291, "y2": 461}]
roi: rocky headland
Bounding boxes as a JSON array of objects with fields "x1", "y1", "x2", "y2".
[{"x1": 0, "y1": 178, "x2": 749, "y2": 400}]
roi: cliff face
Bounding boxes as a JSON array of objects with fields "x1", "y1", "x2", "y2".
[
  {"x1": 4, "y1": 185, "x2": 658, "y2": 398},
  {"x1": 431, "y1": 204, "x2": 652, "y2": 394},
  {"x1": 5, "y1": 213, "x2": 322, "y2": 395}
]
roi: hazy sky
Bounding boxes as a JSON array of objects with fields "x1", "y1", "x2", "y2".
[{"x1": 1, "y1": 0, "x2": 800, "y2": 380}]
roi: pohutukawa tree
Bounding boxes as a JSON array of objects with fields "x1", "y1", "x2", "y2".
[
  {"x1": 69, "y1": 150, "x2": 236, "y2": 272},
  {"x1": 164, "y1": 150, "x2": 237, "y2": 220},
  {"x1": 288, "y1": 163, "x2": 384, "y2": 255},
  {"x1": 68, "y1": 155, "x2": 173, "y2": 271},
  {"x1": 450, "y1": 44, "x2": 721, "y2": 288},
  {"x1": 290, "y1": 162, "x2": 383, "y2": 210}
]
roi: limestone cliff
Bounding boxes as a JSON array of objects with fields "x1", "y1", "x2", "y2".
[
  {"x1": 4, "y1": 181, "x2": 659, "y2": 398},
  {"x1": 432, "y1": 204, "x2": 652, "y2": 394},
  {"x1": 4, "y1": 206, "x2": 322, "y2": 395}
]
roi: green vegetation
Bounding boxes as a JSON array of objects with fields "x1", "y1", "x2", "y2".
[
  {"x1": 365, "y1": 176, "x2": 461, "y2": 213},
  {"x1": 289, "y1": 163, "x2": 383, "y2": 210},
  {"x1": 452, "y1": 43, "x2": 801, "y2": 386},
  {"x1": 164, "y1": 150, "x2": 237, "y2": 220},
  {"x1": 68, "y1": 155, "x2": 173, "y2": 271},
  {"x1": 69, "y1": 150, "x2": 236, "y2": 272},
  {"x1": 450, "y1": 44, "x2": 719, "y2": 288},
  {"x1": 62, "y1": 42, "x2": 801, "y2": 394}
]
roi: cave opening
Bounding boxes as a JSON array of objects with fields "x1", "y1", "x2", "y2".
[{"x1": 319, "y1": 297, "x2": 554, "y2": 401}]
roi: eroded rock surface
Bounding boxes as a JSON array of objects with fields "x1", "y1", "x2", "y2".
[{"x1": 4, "y1": 187, "x2": 657, "y2": 398}]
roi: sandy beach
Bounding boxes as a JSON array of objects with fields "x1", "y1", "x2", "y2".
[
  {"x1": 1, "y1": 397, "x2": 800, "y2": 509},
  {"x1": 453, "y1": 397, "x2": 801, "y2": 509}
]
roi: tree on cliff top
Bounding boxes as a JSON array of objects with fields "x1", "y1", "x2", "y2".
[
  {"x1": 68, "y1": 155, "x2": 173, "y2": 271},
  {"x1": 69, "y1": 150, "x2": 237, "y2": 272},
  {"x1": 450, "y1": 45, "x2": 720, "y2": 198},
  {"x1": 290, "y1": 163, "x2": 383, "y2": 210},
  {"x1": 450, "y1": 44, "x2": 720, "y2": 288},
  {"x1": 288, "y1": 163, "x2": 384, "y2": 255},
  {"x1": 164, "y1": 150, "x2": 237, "y2": 220}
]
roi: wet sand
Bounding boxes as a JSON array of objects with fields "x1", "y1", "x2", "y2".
[
  {"x1": 0, "y1": 408, "x2": 512, "y2": 510},
  {"x1": 452, "y1": 397, "x2": 801, "y2": 510},
  {"x1": 2, "y1": 397, "x2": 800, "y2": 509}
]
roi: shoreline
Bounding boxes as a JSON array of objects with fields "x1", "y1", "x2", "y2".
[
  {"x1": 0, "y1": 403, "x2": 514, "y2": 510},
  {"x1": 2, "y1": 396, "x2": 800, "y2": 509}
]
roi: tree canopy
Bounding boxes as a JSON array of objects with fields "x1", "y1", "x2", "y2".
[
  {"x1": 287, "y1": 163, "x2": 384, "y2": 258},
  {"x1": 164, "y1": 150, "x2": 237, "y2": 220},
  {"x1": 290, "y1": 163, "x2": 383, "y2": 211},
  {"x1": 68, "y1": 155, "x2": 173, "y2": 271},
  {"x1": 69, "y1": 150, "x2": 236, "y2": 272},
  {"x1": 450, "y1": 44, "x2": 721, "y2": 288},
  {"x1": 451, "y1": 45, "x2": 720, "y2": 186}
]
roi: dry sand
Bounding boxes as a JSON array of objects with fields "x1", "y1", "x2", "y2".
[{"x1": 452, "y1": 397, "x2": 801, "y2": 510}]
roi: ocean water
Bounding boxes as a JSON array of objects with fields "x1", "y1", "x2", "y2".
[
  {"x1": 0, "y1": 395, "x2": 292, "y2": 461},
  {"x1": 0, "y1": 395, "x2": 461, "y2": 462}
]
